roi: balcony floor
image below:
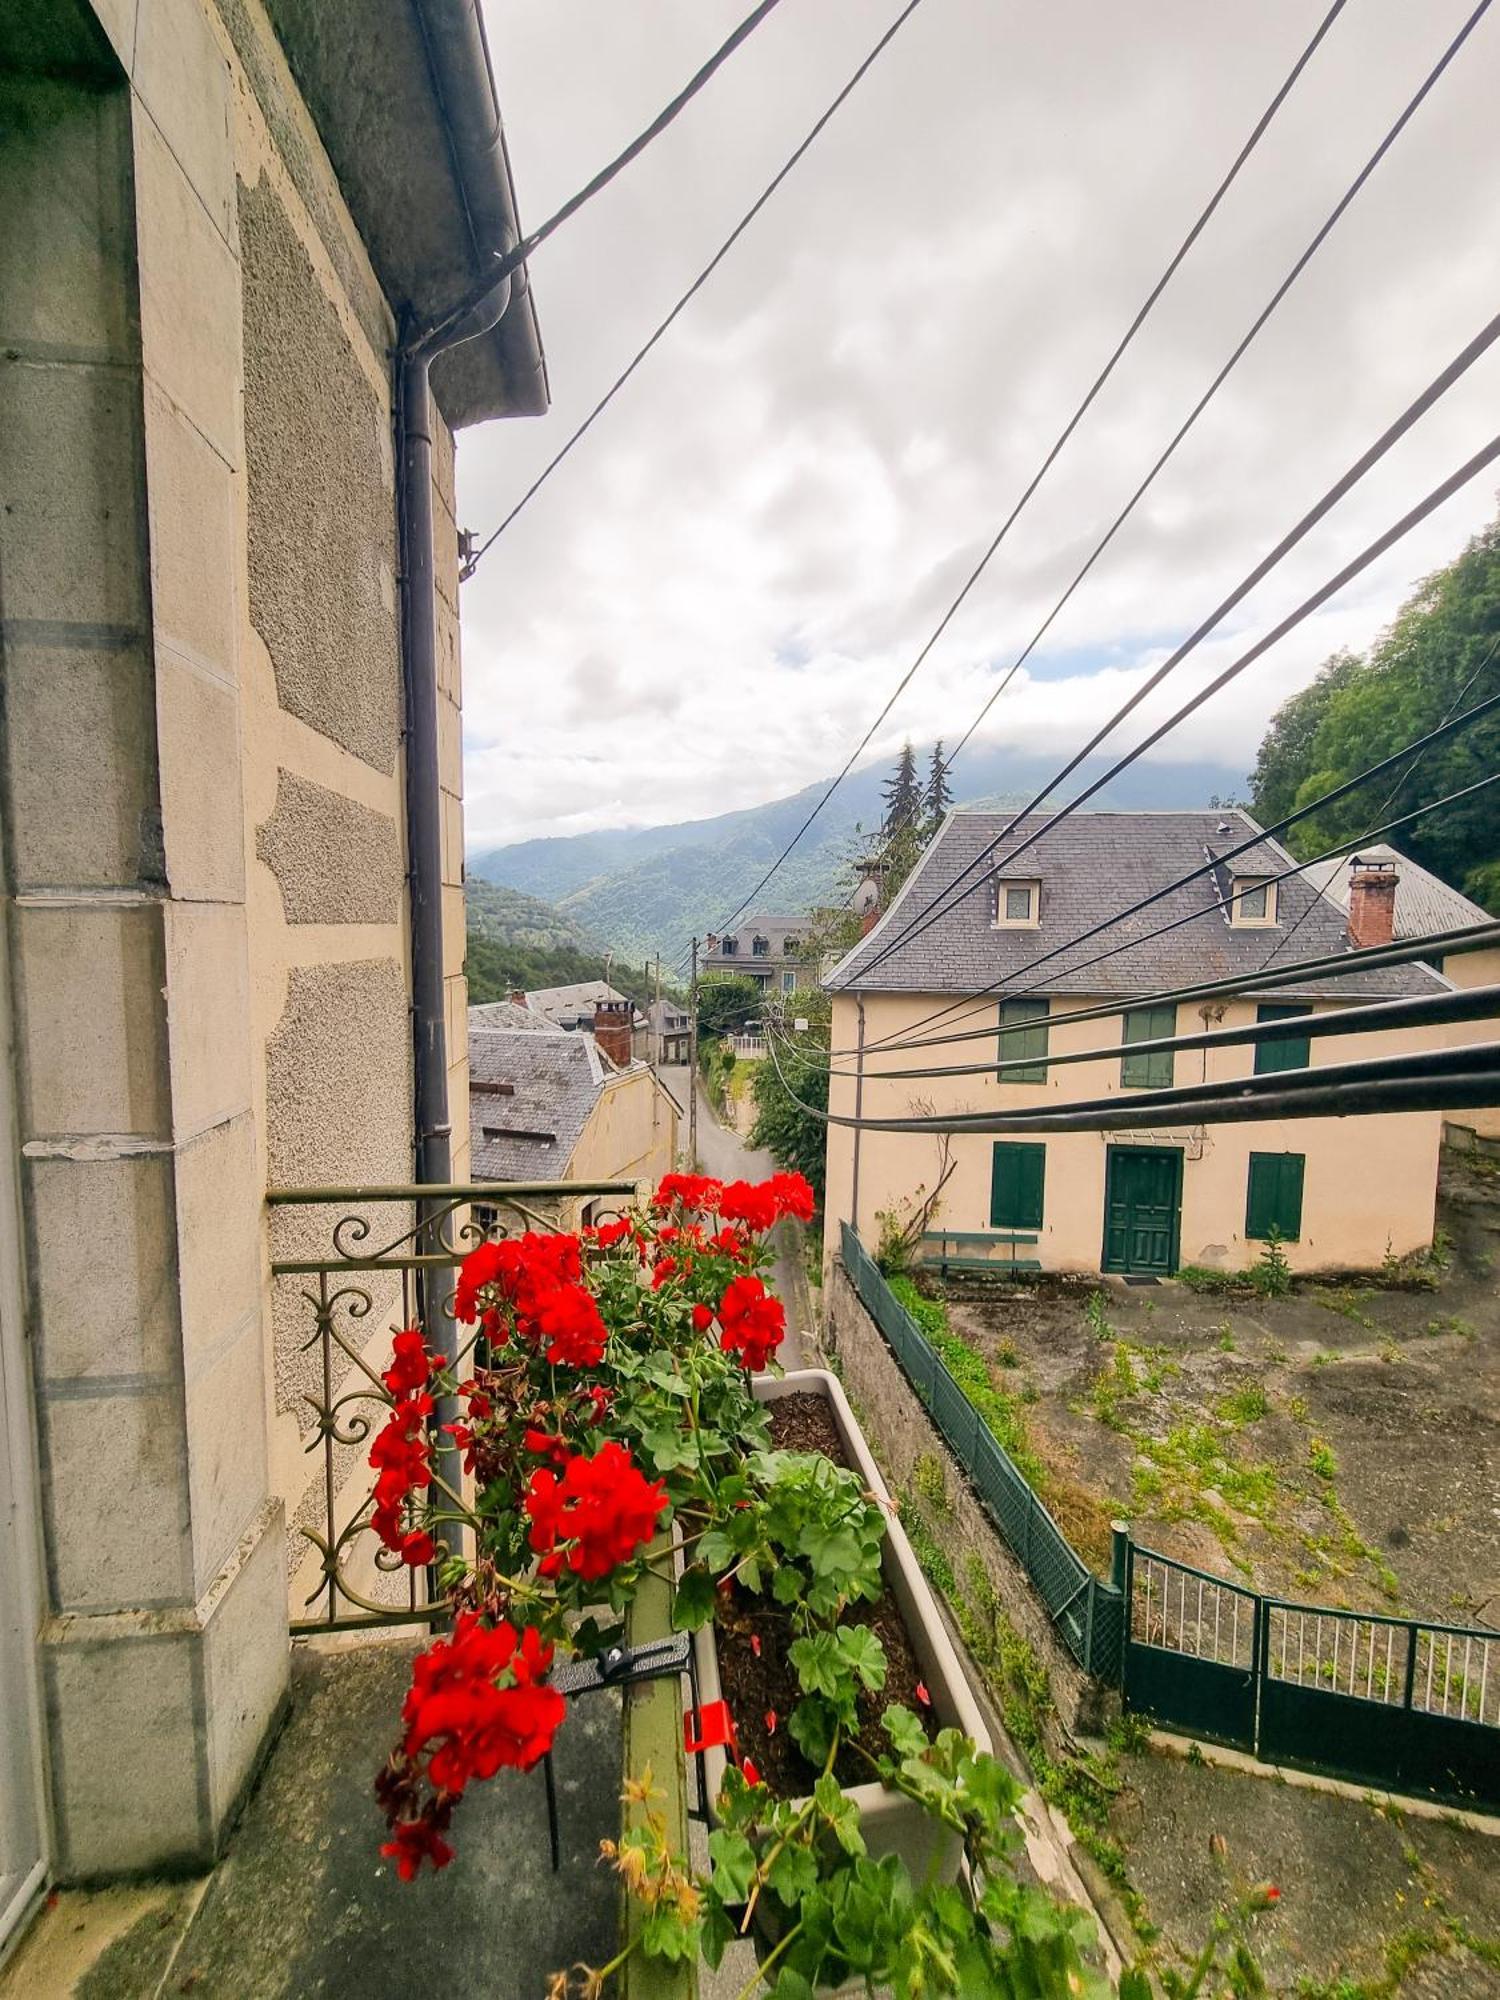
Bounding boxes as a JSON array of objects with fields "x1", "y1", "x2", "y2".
[{"x1": 2, "y1": 1636, "x2": 626, "y2": 2000}]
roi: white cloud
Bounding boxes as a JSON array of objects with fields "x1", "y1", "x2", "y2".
[{"x1": 460, "y1": 0, "x2": 1500, "y2": 850}]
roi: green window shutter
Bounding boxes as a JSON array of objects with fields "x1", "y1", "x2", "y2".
[
  {"x1": 1121, "y1": 1004, "x2": 1176, "y2": 1089},
  {"x1": 1246, "y1": 1152, "x2": 1304, "y2": 1241},
  {"x1": 1254, "y1": 1002, "x2": 1312, "y2": 1075},
  {"x1": 991, "y1": 1142, "x2": 1045, "y2": 1230},
  {"x1": 998, "y1": 996, "x2": 1049, "y2": 1083}
]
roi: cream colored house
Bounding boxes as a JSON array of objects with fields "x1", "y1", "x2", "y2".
[
  {"x1": 1301, "y1": 843, "x2": 1500, "y2": 1140},
  {"x1": 0, "y1": 0, "x2": 546, "y2": 1919},
  {"x1": 824, "y1": 811, "x2": 1464, "y2": 1283},
  {"x1": 468, "y1": 1013, "x2": 678, "y2": 1224}
]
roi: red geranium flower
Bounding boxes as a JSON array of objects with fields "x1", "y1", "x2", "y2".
[
  {"x1": 717, "y1": 1181, "x2": 779, "y2": 1233},
  {"x1": 523, "y1": 1442, "x2": 667, "y2": 1581},
  {"x1": 383, "y1": 1327, "x2": 438, "y2": 1396},
  {"x1": 653, "y1": 1172, "x2": 725, "y2": 1214},
  {"x1": 400, "y1": 1614, "x2": 564, "y2": 1794},
  {"x1": 691, "y1": 1303, "x2": 714, "y2": 1333},
  {"x1": 530, "y1": 1282, "x2": 608, "y2": 1369},
  {"x1": 717, "y1": 1274, "x2": 785, "y2": 1372}
]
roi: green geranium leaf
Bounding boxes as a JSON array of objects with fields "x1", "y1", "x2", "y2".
[
  {"x1": 766, "y1": 1840, "x2": 819, "y2": 1904},
  {"x1": 771, "y1": 1565, "x2": 805, "y2": 1606},
  {"x1": 695, "y1": 1530, "x2": 737, "y2": 1575},
  {"x1": 881, "y1": 1703, "x2": 929, "y2": 1758},
  {"x1": 672, "y1": 1565, "x2": 716, "y2": 1631},
  {"x1": 836, "y1": 1625, "x2": 887, "y2": 1690},
  {"x1": 788, "y1": 1631, "x2": 843, "y2": 1699},
  {"x1": 707, "y1": 1828, "x2": 756, "y2": 1904},
  {"x1": 798, "y1": 1522, "x2": 862, "y2": 1579},
  {"x1": 788, "y1": 1696, "x2": 835, "y2": 1767}
]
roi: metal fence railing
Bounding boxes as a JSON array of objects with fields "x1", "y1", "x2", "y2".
[{"x1": 840, "y1": 1221, "x2": 1124, "y2": 1679}]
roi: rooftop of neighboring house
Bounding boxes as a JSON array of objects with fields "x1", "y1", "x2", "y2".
[
  {"x1": 468, "y1": 1000, "x2": 555, "y2": 1033},
  {"x1": 521, "y1": 982, "x2": 644, "y2": 1030},
  {"x1": 647, "y1": 997, "x2": 691, "y2": 1031},
  {"x1": 468, "y1": 1023, "x2": 628, "y2": 1181},
  {"x1": 827, "y1": 808, "x2": 1444, "y2": 1000},
  {"x1": 1299, "y1": 842, "x2": 1489, "y2": 941},
  {"x1": 703, "y1": 916, "x2": 809, "y2": 962}
]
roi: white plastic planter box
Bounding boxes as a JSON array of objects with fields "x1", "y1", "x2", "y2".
[{"x1": 690, "y1": 1368, "x2": 991, "y2": 1885}]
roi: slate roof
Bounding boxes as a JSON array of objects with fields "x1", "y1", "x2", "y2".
[
  {"x1": 1299, "y1": 843, "x2": 1489, "y2": 943},
  {"x1": 522, "y1": 982, "x2": 644, "y2": 1030},
  {"x1": 827, "y1": 809, "x2": 1444, "y2": 1002},
  {"x1": 468, "y1": 1025, "x2": 609, "y2": 1181},
  {"x1": 705, "y1": 916, "x2": 809, "y2": 964},
  {"x1": 468, "y1": 1000, "x2": 554, "y2": 1032}
]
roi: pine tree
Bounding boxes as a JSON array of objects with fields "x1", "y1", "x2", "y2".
[
  {"x1": 926, "y1": 741, "x2": 953, "y2": 830},
  {"x1": 881, "y1": 740, "x2": 921, "y2": 835}
]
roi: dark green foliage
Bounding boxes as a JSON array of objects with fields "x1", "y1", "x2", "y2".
[
  {"x1": 695, "y1": 974, "x2": 763, "y2": 1041},
  {"x1": 464, "y1": 881, "x2": 666, "y2": 1009},
  {"x1": 748, "y1": 996, "x2": 830, "y2": 1201},
  {"x1": 1248, "y1": 512, "x2": 1500, "y2": 907},
  {"x1": 881, "y1": 739, "x2": 923, "y2": 834}
]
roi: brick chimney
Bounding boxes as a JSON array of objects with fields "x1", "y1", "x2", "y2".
[
  {"x1": 509, "y1": 989, "x2": 527, "y2": 1008},
  {"x1": 592, "y1": 999, "x2": 633, "y2": 1068},
  {"x1": 1347, "y1": 856, "x2": 1398, "y2": 950},
  {"x1": 860, "y1": 906, "x2": 880, "y2": 937}
]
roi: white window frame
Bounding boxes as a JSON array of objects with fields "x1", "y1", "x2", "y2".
[
  {"x1": 993, "y1": 879, "x2": 1041, "y2": 928},
  {"x1": 1229, "y1": 876, "x2": 1277, "y2": 927}
]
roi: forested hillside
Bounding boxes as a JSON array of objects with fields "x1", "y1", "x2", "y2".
[
  {"x1": 1250, "y1": 508, "x2": 1500, "y2": 910},
  {"x1": 464, "y1": 882, "x2": 666, "y2": 1009}
]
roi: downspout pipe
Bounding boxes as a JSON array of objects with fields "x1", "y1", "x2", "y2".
[{"x1": 398, "y1": 0, "x2": 532, "y2": 1355}]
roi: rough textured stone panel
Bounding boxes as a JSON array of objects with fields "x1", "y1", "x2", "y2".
[
  {"x1": 264, "y1": 958, "x2": 411, "y2": 1417},
  {"x1": 238, "y1": 173, "x2": 399, "y2": 773},
  {"x1": 255, "y1": 768, "x2": 401, "y2": 925}
]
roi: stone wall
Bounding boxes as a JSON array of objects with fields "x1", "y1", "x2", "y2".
[{"x1": 822, "y1": 1260, "x2": 1108, "y2": 1735}]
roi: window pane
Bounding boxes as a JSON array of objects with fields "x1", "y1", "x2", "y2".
[
  {"x1": 1121, "y1": 1004, "x2": 1175, "y2": 1089},
  {"x1": 998, "y1": 996, "x2": 1049, "y2": 1083},
  {"x1": 1004, "y1": 885, "x2": 1032, "y2": 921},
  {"x1": 1246, "y1": 1151, "x2": 1304, "y2": 1240},
  {"x1": 781, "y1": 971, "x2": 796, "y2": 993},
  {"x1": 991, "y1": 1142, "x2": 1045, "y2": 1230},
  {"x1": 1254, "y1": 1002, "x2": 1312, "y2": 1075},
  {"x1": 1237, "y1": 882, "x2": 1268, "y2": 919}
]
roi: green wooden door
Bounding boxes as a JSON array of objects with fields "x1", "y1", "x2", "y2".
[{"x1": 1102, "y1": 1147, "x2": 1183, "y2": 1274}]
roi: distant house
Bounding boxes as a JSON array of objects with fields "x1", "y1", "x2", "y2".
[
  {"x1": 469, "y1": 1017, "x2": 678, "y2": 1225},
  {"x1": 519, "y1": 980, "x2": 650, "y2": 1057},
  {"x1": 1300, "y1": 843, "x2": 1499, "y2": 1139},
  {"x1": 703, "y1": 916, "x2": 810, "y2": 997},
  {"x1": 824, "y1": 810, "x2": 1459, "y2": 1280},
  {"x1": 648, "y1": 996, "x2": 693, "y2": 1066}
]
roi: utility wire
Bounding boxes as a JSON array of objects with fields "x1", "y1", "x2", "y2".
[
  {"x1": 793, "y1": 758, "x2": 1500, "y2": 1071},
  {"x1": 694, "y1": 0, "x2": 1352, "y2": 942},
  {"x1": 1258, "y1": 630, "x2": 1500, "y2": 968},
  {"x1": 849, "y1": 3, "x2": 1496, "y2": 990},
  {"x1": 866, "y1": 685, "x2": 1500, "y2": 1048},
  {"x1": 462, "y1": 0, "x2": 932, "y2": 577},
  {"x1": 416, "y1": 0, "x2": 787, "y2": 352},
  {"x1": 848, "y1": 351, "x2": 1500, "y2": 1024}
]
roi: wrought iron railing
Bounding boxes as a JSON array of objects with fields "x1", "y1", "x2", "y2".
[{"x1": 267, "y1": 1179, "x2": 638, "y2": 1635}]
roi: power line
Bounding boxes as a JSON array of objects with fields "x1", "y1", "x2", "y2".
[
  {"x1": 693, "y1": 0, "x2": 1352, "y2": 942},
  {"x1": 935, "y1": 0, "x2": 1493, "y2": 779},
  {"x1": 416, "y1": 0, "x2": 788, "y2": 352},
  {"x1": 1258, "y1": 630, "x2": 1500, "y2": 968},
  {"x1": 786, "y1": 763, "x2": 1500, "y2": 1077},
  {"x1": 849, "y1": 692, "x2": 1500, "y2": 1062},
  {"x1": 462, "y1": 0, "x2": 932, "y2": 577},
  {"x1": 848, "y1": 4, "x2": 1496, "y2": 990},
  {"x1": 848, "y1": 386, "x2": 1500, "y2": 1026}
]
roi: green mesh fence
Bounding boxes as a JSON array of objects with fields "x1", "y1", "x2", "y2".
[{"x1": 841, "y1": 1222, "x2": 1122, "y2": 1681}]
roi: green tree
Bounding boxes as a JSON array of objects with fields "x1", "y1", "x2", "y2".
[
  {"x1": 1247, "y1": 511, "x2": 1500, "y2": 908},
  {"x1": 694, "y1": 974, "x2": 762, "y2": 1044},
  {"x1": 925, "y1": 740, "x2": 954, "y2": 831},
  {"x1": 881, "y1": 740, "x2": 922, "y2": 835},
  {"x1": 748, "y1": 995, "x2": 830, "y2": 1203}
]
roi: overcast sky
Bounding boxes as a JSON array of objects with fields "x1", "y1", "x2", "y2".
[{"x1": 459, "y1": 0, "x2": 1500, "y2": 853}]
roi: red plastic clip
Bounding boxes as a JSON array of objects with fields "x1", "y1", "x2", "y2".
[{"x1": 683, "y1": 1699, "x2": 738, "y2": 1756}]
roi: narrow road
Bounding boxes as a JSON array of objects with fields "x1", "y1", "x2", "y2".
[{"x1": 658, "y1": 1064, "x2": 811, "y2": 1370}]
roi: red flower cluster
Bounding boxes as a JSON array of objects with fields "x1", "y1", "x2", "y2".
[
  {"x1": 370, "y1": 1369, "x2": 435, "y2": 1569},
  {"x1": 454, "y1": 1232, "x2": 606, "y2": 1368},
  {"x1": 524, "y1": 1441, "x2": 667, "y2": 1581},
  {"x1": 716, "y1": 1273, "x2": 786, "y2": 1372},
  {"x1": 653, "y1": 1172, "x2": 725, "y2": 1214},
  {"x1": 381, "y1": 1612, "x2": 565, "y2": 1877},
  {"x1": 717, "y1": 1173, "x2": 816, "y2": 1233},
  {"x1": 383, "y1": 1327, "x2": 440, "y2": 1395}
]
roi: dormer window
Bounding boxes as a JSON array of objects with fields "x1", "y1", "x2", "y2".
[
  {"x1": 720, "y1": 936, "x2": 737, "y2": 956},
  {"x1": 993, "y1": 880, "x2": 1040, "y2": 928},
  {"x1": 751, "y1": 934, "x2": 770, "y2": 957},
  {"x1": 1230, "y1": 876, "x2": 1277, "y2": 927}
]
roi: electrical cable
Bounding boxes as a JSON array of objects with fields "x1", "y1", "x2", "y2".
[
  {"x1": 1258, "y1": 630, "x2": 1500, "y2": 968},
  {"x1": 461, "y1": 0, "x2": 933, "y2": 576},
  {"x1": 416, "y1": 0, "x2": 788, "y2": 352},
  {"x1": 693, "y1": 0, "x2": 1354, "y2": 942},
  {"x1": 848, "y1": 413, "x2": 1500, "y2": 1040}
]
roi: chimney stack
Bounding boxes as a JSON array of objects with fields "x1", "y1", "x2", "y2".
[
  {"x1": 1347, "y1": 856, "x2": 1398, "y2": 950},
  {"x1": 592, "y1": 999, "x2": 634, "y2": 1069},
  {"x1": 510, "y1": 990, "x2": 527, "y2": 1008},
  {"x1": 860, "y1": 906, "x2": 880, "y2": 937}
]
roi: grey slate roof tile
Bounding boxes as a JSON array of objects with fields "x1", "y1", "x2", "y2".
[
  {"x1": 827, "y1": 809, "x2": 1444, "y2": 1002},
  {"x1": 1299, "y1": 842, "x2": 1490, "y2": 941},
  {"x1": 467, "y1": 1024, "x2": 607, "y2": 1181}
]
